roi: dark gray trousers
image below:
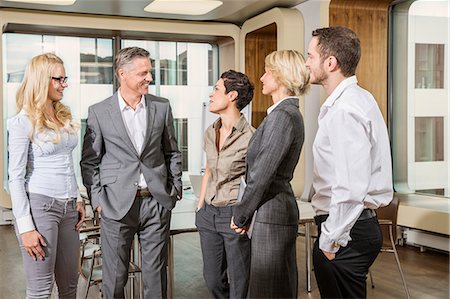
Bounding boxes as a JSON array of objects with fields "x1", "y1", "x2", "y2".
[
  {"x1": 248, "y1": 222, "x2": 298, "y2": 299},
  {"x1": 195, "y1": 203, "x2": 251, "y2": 299},
  {"x1": 16, "y1": 193, "x2": 79, "y2": 299},
  {"x1": 101, "y1": 195, "x2": 171, "y2": 299}
]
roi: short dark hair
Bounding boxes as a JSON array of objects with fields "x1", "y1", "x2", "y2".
[
  {"x1": 220, "y1": 70, "x2": 254, "y2": 111},
  {"x1": 115, "y1": 47, "x2": 150, "y2": 79},
  {"x1": 312, "y1": 26, "x2": 361, "y2": 77}
]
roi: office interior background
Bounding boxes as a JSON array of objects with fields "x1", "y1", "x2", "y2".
[{"x1": 0, "y1": 0, "x2": 448, "y2": 298}]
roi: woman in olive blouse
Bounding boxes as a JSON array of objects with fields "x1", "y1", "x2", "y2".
[{"x1": 195, "y1": 70, "x2": 254, "y2": 299}]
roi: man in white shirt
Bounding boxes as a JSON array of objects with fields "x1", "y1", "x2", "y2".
[{"x1": 306, "y1": 27, "x2": 393, "y2": 298}]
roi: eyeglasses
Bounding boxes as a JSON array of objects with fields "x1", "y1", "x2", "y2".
[{"x1": 51, "y1": 76, "x2": 68, "y2": 84}]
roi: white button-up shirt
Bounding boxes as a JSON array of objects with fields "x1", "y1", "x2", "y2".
[
  {"x1": 118, "y1": 89, "x2": 148, "y2": 189},
  {"x1": 8, "y1": 110, "x2": 78, "y2": 234},
  {"x1": 312, "y1": 76, "x2": 393, "y2": 253}
]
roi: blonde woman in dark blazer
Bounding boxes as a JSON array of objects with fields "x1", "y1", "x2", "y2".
[{"x1": 231, "y1": 50, "x2": 310, "y2": 298}]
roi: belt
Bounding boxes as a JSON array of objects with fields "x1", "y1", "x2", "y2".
[
  {"x1": 136, "y1": 188, "x2": 152, "y2": 198},
  {"x1": 314, "y1": 208, "x2": 376, "y2": 226}
]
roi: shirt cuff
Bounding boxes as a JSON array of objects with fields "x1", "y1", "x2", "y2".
[
  {"x1": 319, "y1": 232, "x2": 342, "y2": 253},
  {"x1": 16, "y1": 215, "x2": 35, "y2": 234}
]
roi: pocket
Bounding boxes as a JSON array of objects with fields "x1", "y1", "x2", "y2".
[
  {"x1": 42, "y1": 199, "x2": 55, "y2": 212},
  {"x1": 29, "y1": 193, "x2": 54, "y2": 212},
  {"x1": 100, "y1": 175, "x2": 117, "y2": 186},
  {"x1": 101, "y1": 162, "x2": 121, "y2": 170}
]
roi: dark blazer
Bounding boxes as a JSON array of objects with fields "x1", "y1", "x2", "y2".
[
  {"x1": 80, "y1": 93, "x2": 182, "y2": 221},
  {"x1": 233, "y1": 97, "x2": 304, "y2": 227}
]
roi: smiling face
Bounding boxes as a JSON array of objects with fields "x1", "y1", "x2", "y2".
[
  {"x1": 260, "y1": 67, "x2": 280, "y2": 96},
  {"x1": 47, "y1": 63, "x2": 67, "y2": 103},
  {"x1": 119, "y1": 57, "x2": 153, "y2": 97},
  {"x1": 209, "y1": 78, "x2": 235, "y2": 114},
  {"x1": 306, "y1": 37, "x2": 328, "y2": 85}
]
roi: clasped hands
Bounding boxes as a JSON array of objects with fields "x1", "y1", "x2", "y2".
[{"x1": 230, "y1": 216, "x2": 249, "y2": 235}]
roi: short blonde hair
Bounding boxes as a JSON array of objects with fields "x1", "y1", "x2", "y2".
[
  {"x1": 16, "y1": 53, "x2": 77, "y2": 143},
  {"x1": 265, "y1": 50, "x2": 310, "y2": 96}
]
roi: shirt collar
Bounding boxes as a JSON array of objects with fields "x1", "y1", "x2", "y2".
[
  {"x1": 118, "y1": 89, "x2": 146, "y2": 112},
  {"x1": 323, "y1": 76, "x2": 358, "y2": 108},
  {"x1": 212, "y1": 113, "x2": 248, "y2": 133},
  {"x1": 267, "y1": 96, "x2": 298, "y2": 114}
]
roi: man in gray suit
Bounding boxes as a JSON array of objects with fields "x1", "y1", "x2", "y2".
[{"x1": 81, "y1": 47, "x2": 182, "y2": 298}]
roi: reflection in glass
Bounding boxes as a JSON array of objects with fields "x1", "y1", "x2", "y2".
[
  {"x1": 415, "y1": 117, "x2": 444, "y2": 162},
  {"x1": 208, "y1": 44, "x2": 214, "y2": 86},
  {"x1": 174, "y1": 118, "x2": 188, "y2": 171},
  {"x1": 80, "y1": 38, "x2": 113, "y2": 84},
  {"x1": 415, "y1": 44, "x2": 444, "y2": 89},
  {"x1": 5, "y1": 34, "x2": 52, "y2": 82},
  {"x1": 160, "y1": 42, "x2": 177, "y2": 85},
  {"x1": 177, "y1": 43, "x2": 188, "y2": 85}
]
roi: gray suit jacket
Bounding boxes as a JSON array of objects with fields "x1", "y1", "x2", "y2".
[
  {"x1": 80, "y1": 93, "x2": 182, "y2": 221},
  {"x1": 233, "y1": 97, "x2": 304, "y2": 227}
]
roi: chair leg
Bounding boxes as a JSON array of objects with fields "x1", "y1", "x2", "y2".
[
  {"x1": 85, "y1": 258, "x2": 95, "y2": 299},
  {"x1": 368, "y1": 269, "x2": 375, "y2": 288},
  {"x1": 389, "y1": 226, "x2": 411, "y2": 299}
]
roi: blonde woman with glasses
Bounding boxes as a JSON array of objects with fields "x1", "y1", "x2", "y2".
[{"x1": 8, "y1": 53, "x2": 85, "y2": 299}]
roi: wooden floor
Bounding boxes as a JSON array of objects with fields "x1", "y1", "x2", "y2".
[{"x1": 0, "y1": 225, "x2": 448, "y2": 299}]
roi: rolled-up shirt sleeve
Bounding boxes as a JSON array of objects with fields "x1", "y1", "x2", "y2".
[
  {"x1": 319, "y1": 108, "x2": 371, "y2": 253},
  {"x1": 8, "y1": 114, "x2": 35, "y2": 234}
]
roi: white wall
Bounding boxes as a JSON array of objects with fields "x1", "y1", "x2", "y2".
[{"x1": 292, "y1": 0, "x2": 329, "y2": 200}]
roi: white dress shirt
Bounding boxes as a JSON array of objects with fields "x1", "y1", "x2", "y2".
[
  {"x1": 118, "y1": 89, "x2": 148, "y2": 189},
  {"x1": 8, "y1": 110, "x2": 78, "y2": 234},
  {"x1": 312, "y1": 76, "x2": 393, "y2": 253}
]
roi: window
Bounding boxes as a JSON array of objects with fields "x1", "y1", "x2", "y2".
[
  {"x1": 174, "y1": 118, "x2": 189, "y2": 171},
  {"x1": 2, "y1": 34, "x2": 114, "y2": 190},
  {"x1": 391, "y1": 0, "x2": 449, "y2": 197},
  {"x1": 415, "y1": 43, "x2": 444, "y2": 89},
  {"x1": 122, "y1": 39, "x2": 218, "y2": 177},
  {"x1": 80, "y1": 38, "x2": 113, "y2": 84},
  {"x1": 2, "y1": 33, "x2": 218, "y2": 191}
]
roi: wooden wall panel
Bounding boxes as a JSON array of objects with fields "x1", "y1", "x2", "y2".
[
  {"x1": 244, "y1": 23, "x2": 277, "y2": 128},
  {"x1": 329, "y1": 0, "x2": 393, "y2": 122}
]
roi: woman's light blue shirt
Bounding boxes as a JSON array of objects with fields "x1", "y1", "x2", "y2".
[{"x1": 8, "y1": 110, "x2": 78, "y2": 234}]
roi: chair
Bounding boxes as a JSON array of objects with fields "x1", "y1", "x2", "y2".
[
  {"x1": 369, "y1": 197, "x2": 411, "y2": 299},
  {"x1": 78, "y1": 202, "x2": 142, "y2": 299}
]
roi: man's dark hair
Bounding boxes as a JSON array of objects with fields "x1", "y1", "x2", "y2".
[
  {"x1": 220, "y1": 70, "x2": 254, "y2": 111},
  {"x1": 312, "y1": 26, "x2": 361, "y2": 77}
]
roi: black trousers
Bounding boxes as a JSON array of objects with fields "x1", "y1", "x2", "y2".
[
  {"x1": 195, "y1": 203, "x2": 251, "y2": 299},
  {"x1": 313, "y1": 216, "x2": 382, "y2": 299}
]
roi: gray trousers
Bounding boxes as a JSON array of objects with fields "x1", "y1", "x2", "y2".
[
  {"x1": 249, "y1": 222, "x2": 298, "y2": 299},
  {"x1": 100, "y1": 195, "x2": 171, "y2": 299},
  {"x1": 16, "y1": 193, "x2": 79, "y2": 299},
  {"x1": 195, "y1": 203, "x2": 251, "y2": 299}
]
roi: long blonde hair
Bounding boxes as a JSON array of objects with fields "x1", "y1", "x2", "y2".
[
  {"x1": 16, "y1": 53, "x2": 77, "y2": 143},
  {"x1": 265, "y1": 50, "x2": 310, "y2": 96}
]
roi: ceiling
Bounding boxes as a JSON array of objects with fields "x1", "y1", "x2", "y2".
[{"x1": 0, "y1": 0, "x2": 306, "y2": 25}]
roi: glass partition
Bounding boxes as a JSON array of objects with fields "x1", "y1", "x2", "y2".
[
  {"x1": 3, "y1": 33, "x2": 218, "y2": 190},
  {"x1": 391, "y1": 0, "x2": 449, "y2": 197}
]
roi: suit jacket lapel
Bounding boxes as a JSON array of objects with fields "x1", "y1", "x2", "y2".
[
  {"x1": 108, "y1": 93, "x2": 139, "y2": 157},
  {"x1": 141, "y1": 95, "x2": 156, "y2": 156}
]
